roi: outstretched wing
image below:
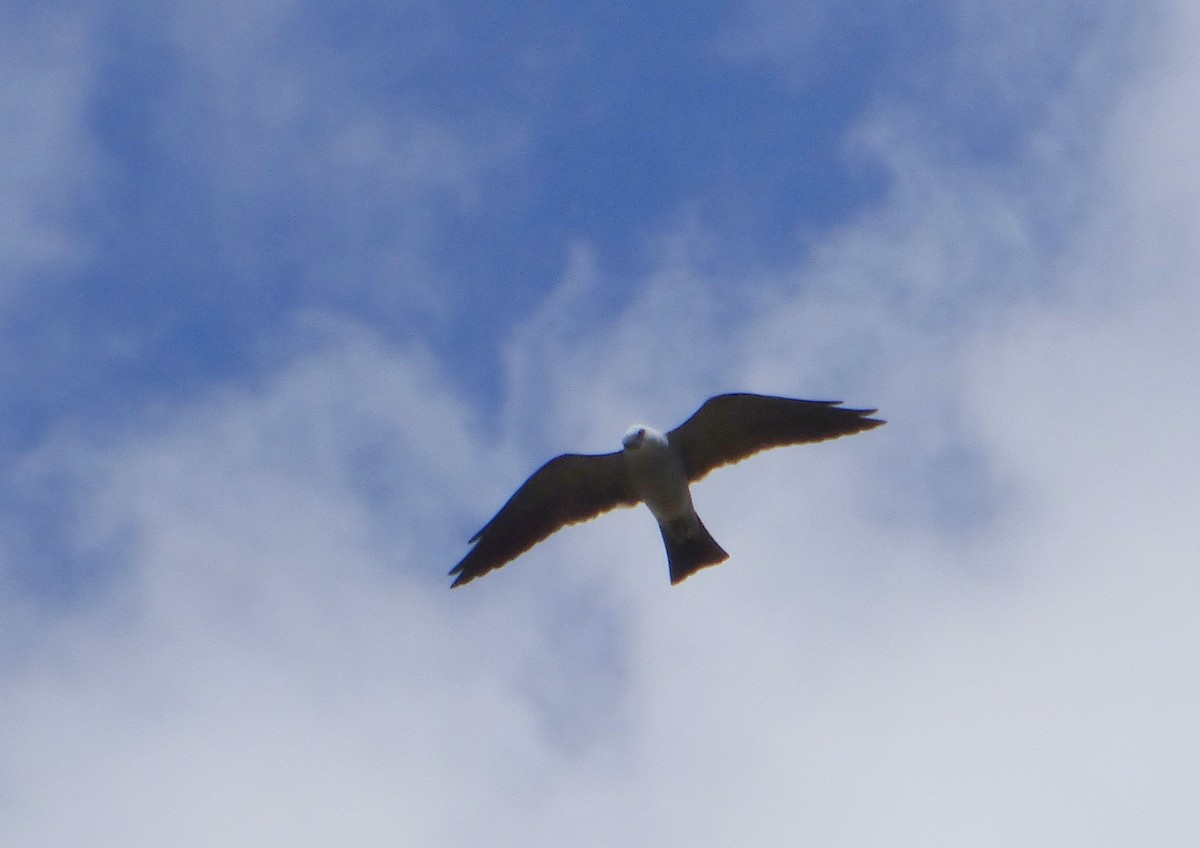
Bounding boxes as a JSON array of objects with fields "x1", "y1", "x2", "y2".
[
  {"x1": 450, "y1": 451, "x2": 638, "y2": 587},
  {"x1": 667, "y1": 393, "x2": 885, "y2": 482}
]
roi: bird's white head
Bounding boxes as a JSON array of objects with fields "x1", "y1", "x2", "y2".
[{"x1": 622, "y1": 424, "x2": 666, "y2": 450}]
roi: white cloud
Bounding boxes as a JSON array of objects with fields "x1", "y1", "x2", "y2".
[
  {"x1": 477, "y1": 0, "x2": 1200, "y2": 840},
  {"x1": 0, "y1": 323, "x2": 572, "y2": 846},
  {"x1": 2, "y1": 0, "x2": 1199, "y2": 846}
]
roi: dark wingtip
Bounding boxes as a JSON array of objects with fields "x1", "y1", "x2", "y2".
[
  {"x1": 843, "y1": 406, "x2": 885, "y2": 429},
  {"x1": 450, "y1": 525, "x2": 484, "y2": 586},
  {"x1": 449, "y1": 559, "x2": 480, "y2": 587}
]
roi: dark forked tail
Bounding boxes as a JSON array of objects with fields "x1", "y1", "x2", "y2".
[{"x1": 659, "y1": 514, "x2": 729, "y2": 584}]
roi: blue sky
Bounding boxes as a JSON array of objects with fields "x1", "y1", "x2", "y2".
[
  {"x1": 3, "y1": 0, "x2": 1199, "y2": 845},
  {"x1": 4, "y1": 0, "x2": 1083, "y2": 446}
]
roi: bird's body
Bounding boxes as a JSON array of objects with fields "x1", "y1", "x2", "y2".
[
  {"x1": 449, "y1": 393, "x2": 884, "y2": 587},
  {"x1": 620, "y1": 425, "x2": 691, "y2": 523},
  {"x1": 620, "y1": 425, "x2": 730, "y2": 582}
]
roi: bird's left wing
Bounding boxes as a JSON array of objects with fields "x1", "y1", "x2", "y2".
[
  {"x1": 450, "y1": 451, "x2": 638, "y2": 587},
  {"x1": 668, "y1": 392, "x2": 885, "y2": 483}
]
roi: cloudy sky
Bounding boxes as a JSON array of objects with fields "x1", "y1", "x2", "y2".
[{"x1": 3, "y1": 0, "x2": 1199, "y2": 845}]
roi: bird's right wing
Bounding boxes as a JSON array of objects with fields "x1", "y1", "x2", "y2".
[
  {"x1": 668, "y1": 393, "x2": 885, "y2": 483},
  {"x1": 450, "y1": 451, "x2": 638, "y2": 587}
]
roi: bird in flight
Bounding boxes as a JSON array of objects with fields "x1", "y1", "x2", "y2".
[{"x1": 450, "y1": 392, "x2": 884, "y2": 587}]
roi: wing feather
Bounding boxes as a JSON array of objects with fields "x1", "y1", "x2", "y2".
[
  {"x1": 450, "y1": 451, "x2": 637, "y2": 587},
  {"x1": 668, "y1": 393, "x2": 884, "y2": 482}
]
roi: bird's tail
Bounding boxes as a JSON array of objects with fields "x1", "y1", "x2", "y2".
[{"x1": 659, "y1": 514, "x2": 729, "y2": 585}]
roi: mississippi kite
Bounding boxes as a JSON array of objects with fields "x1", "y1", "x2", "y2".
[{"x1": 450, "y1": 392, "x2": 884, "y2": 587}]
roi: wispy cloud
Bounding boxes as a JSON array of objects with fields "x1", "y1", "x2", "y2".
[{"x1": 0, "y1": 9, "x2": 98, "y2": 302}]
